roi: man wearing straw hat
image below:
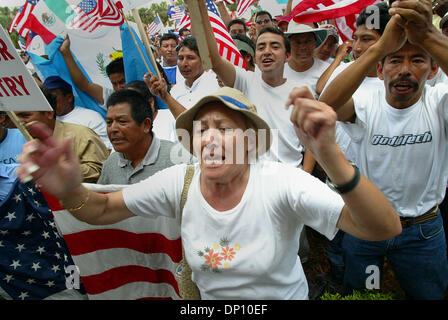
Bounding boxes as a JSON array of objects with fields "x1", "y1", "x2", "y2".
[
  {"x1": 17, "y1": 85, "x2": 401, "y2": 299},
  {"x1": 283, "y1": 21, "x2": 330, "y2": 97}
]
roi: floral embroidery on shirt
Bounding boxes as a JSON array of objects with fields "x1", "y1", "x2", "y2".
[{"x1": 197, "y1": 237, "x2": 241, "y2": 273}]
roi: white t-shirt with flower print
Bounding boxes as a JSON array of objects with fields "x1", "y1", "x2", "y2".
[{"x1": 122, "y1": 161, "x2": 344, "y2": 299}]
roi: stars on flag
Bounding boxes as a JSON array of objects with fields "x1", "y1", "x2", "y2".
[{"x1": 0, "y1": 181, "x2": 83, "y2": 299}]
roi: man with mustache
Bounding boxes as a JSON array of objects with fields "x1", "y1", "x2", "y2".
[{"x1": 318, "y1": 0, "x2": 448, "y2": 299}]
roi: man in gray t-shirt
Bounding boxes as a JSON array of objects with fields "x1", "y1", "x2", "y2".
[{"x1": 98, "y1": 89, "x2": 178, "y2": 184}]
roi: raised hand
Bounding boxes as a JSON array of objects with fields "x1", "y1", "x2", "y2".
[
  {"x1": 286, "y1": 86, "x2": 338, "y2": 160},
  {"x1": 388, "y1": 0, "x2": 435, "y2": 45},
  {"x1": 16, "y1": 122, "x2": 82, "y2": 198},
  {"x1": 59, "y1": 36, "x2": 71, "y2": 56},
  {"x1": 374, "y1": 13, "x2": 407, "y2": 58},
  {"x1": 143, "y1": 72, "x2": 168, "y2": 100}
]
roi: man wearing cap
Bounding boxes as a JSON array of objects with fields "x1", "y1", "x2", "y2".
[
  {"x1": 17, "y1": 85, "x2": 402, "y2": 300},
  {"x1": 43, "y1": 76, "x2": 112, "y2": 151},
  {"x1": 232, "y1": 34, "x2": 256, "y2": 72},
  {"x1": 315, "y1": 24, "x2": 340, "y2": 62},
  {"x1": 283, "y1": 22, "x2": 330, "y2": 97}
]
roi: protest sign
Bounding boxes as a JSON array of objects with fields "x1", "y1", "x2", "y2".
[{"x1": 0, "y1": 25, "x2": 52, "y2": 112}]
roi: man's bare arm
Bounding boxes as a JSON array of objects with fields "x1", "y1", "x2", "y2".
[{"x1": 59, "y1": 37, "x2": 104, "y2": 104}]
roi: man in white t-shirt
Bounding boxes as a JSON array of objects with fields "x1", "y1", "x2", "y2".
[
  {"x1": 319, "y1": 0, "x2": 448, "y2": 299},
  {"x1": 314, "y1": 3, "x2": 391, "y2": 289},
  {"x1": 283, "y1": 22, "x2": 329, "y2": 97},
  {"x1": 159, "y1": 33, "x2": 184, "y2": 87},
  {"x1": 145, "y1": 36, "x2": 221, "y2": 143},
  {"x1": 199, "y1": 19, "x2": 305, "y2": 168},
  {"x1": 43, "y1": 76, "x2": 112, "y2": 150}
]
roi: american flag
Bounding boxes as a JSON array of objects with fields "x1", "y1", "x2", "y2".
[
  {"x1": 44, "y1": 184, "x2": 182, "y2": 300},
  {"x1": 70, "y1": 0, "x2": 98, "y2": 31},
  {"x1": 292, "y1": 0, "x2": 377, "y2": 23},
  {"x1": 8, "y1": 0, "x2": 39, "y2": 37},
  {"x1": 236, "y1": 0, "x2": 256, "y2": 18},
  {"x1": 292, "y1": 0, "x2": 379, "y2": 42},
  {"x1": 180, "y1": 0, "x2": 246, "y2": 69},
  {"x1": 147, "y1": 15, "x2": 164, "y2": 36},
  {"x1": 70, "y1": 0, "x2": 124, "y2": 33},
  {"x1": 0, "y1": 181, "x2": 85, "y2": 300},
  {"x1": 168, "y1": 5, "x2": 186, "y2": 22}
]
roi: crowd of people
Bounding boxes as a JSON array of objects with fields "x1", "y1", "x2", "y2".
[{"x1": 2, "y1": 0, "x2": 448, "y2": 300}]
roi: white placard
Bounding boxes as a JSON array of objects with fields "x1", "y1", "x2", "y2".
[{"x1": 0, "y1": 25, "x2": 52, "y2": 112}]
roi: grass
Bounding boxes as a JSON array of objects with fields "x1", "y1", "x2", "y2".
[{"x1": 302, "y1": 227, "x2": 448, "y2": 300}]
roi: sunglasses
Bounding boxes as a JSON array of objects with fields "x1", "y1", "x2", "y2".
[{"x1": 256, "y1": 18, "x2": 271, "y2": 25}]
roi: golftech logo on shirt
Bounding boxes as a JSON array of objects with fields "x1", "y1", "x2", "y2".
[{"x1": 371, "y1": 131, "x2": 432, "y2": 147}]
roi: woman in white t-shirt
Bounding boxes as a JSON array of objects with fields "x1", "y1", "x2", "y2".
[{"x1": 17, "y1": 87, "x2": 401, "y2": 300}]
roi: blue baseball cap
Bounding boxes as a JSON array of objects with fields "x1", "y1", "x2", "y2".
[{"x1": 43, "y1": 76, "x2": 73, "y2": 93}]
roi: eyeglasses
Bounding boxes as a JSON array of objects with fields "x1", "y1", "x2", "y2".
[{"x1": 256, "y1": 18, "x2": 271, "y2": 25}]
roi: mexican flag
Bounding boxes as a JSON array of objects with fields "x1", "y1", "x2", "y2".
[{"x1": 25, "y1": 0, "x2": 77, "y2": 44}]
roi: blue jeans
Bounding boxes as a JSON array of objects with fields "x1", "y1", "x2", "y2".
[{"x1": 342, "y1": 213, "x2": 448, "y2": 299}]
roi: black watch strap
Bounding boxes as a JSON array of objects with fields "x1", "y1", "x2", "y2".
[{"x1": 326, "y1": 165, "x2": 361, "y2": 195}]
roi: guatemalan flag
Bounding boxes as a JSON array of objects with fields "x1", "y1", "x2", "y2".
[
  {"x1": 43, "y1": 184, "x2": 182, "y2": 300},
  {"x1": 27, "y1": 37, "x2": 107, "y2": 118}
]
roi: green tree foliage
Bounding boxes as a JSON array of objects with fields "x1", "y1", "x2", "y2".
[
  {"x1": 0, "y1": 7, "x2": 19, "y2": 49},
  {"x1": 126, "y1": 0, "x2": 181, "y2": 26}
]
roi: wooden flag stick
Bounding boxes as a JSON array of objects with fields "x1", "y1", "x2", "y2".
[
  {"x1": 6, "y1": 111, "x2": 33, "y2": 141},
  {"x1": 184, "y1": 0, "x2": 213, "y2": 70},
  {"x1": 130, "y1": 8, "x2": 163, "y2": 79},
  {"x1": 121, "y1": 11, "x2": 154, "y2": 78}
]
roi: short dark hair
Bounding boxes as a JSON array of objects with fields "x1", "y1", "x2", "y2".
[
  {"x1": 125, "y1": 80, "x2": 158, "y2": 111},
  {"x1": 106, "y1": 57, "x2": 125, "y2": 77},
  {"x1": 179, "y1": 27, "x2": 190, "y2": 37},
  {"x1": 39, "y1": 85, "x2": 57, "y2": 112},
  {"x1": 228, "y1": 19, "x2": 247, "y2": 32},
  {"x1": 255, "y1": 10, "x2": 273, "y2": 21},
  {"x1": 159, "y1": 32, "x2": 178, "y2": 46},
  {"x1": 257, "y1": 27, "x2": 291, "y2": 54},
  {"x1": 106, "y1": 89, "x2": 154, "y2": 130},
  {"x1": 356, "y1": 2, "x2": 391, "y2": 35},
  {"x1": 176, "y1": 35, "x2": 200, "y2": 57}
]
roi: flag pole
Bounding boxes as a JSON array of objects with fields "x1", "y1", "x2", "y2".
[
  {"x1": 184, "y1": 0, "x2": 213, "y2": 70},
  {"x1": 120, "y1": 11, "x2": 154, "y2": 78},
  {"x1": 6, "y1": 111, "x2": 34, "y2": 141},
  {"x1": 130, "y1": 8, "x2": 163, "y2": 79}
]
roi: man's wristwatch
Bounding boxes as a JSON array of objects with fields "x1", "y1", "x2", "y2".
[{"x1": 326, "y1": 164, "x2": 361, "y2": 195}]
